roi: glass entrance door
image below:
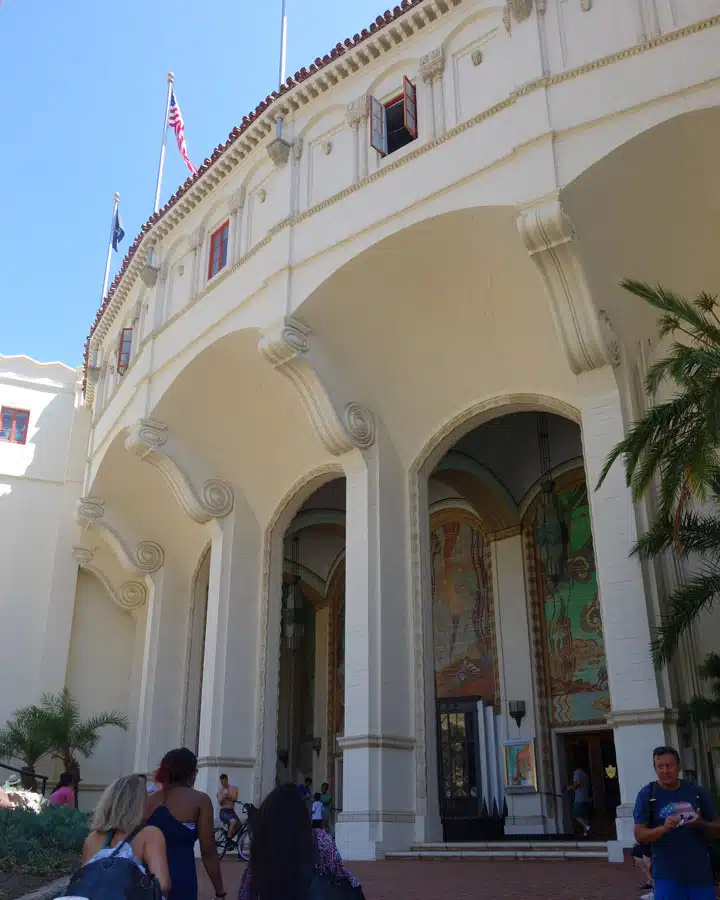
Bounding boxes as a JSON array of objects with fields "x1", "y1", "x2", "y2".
[{"x1": 437, "y1": 698, "x2": 483, "y2": 838}]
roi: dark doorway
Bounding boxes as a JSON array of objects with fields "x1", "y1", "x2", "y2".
[
  {"x1": 436, "y1": 698, "x2": 503, "y2": 841},
  {"x1": 563, "y1": 731, "x2": 620, "y2": 838}
]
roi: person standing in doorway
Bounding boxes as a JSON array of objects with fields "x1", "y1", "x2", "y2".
[
  {"x1": 570, "y1": 763, "x2": 592, "y2": 835},
  {"x1": 320, "y1": 782, "x2": 332, "y2": 832},
  {"x1": 634, "y1": 745, "x2": 720, "y2": 900},
  {"x1": 217, "y1": 774, "x2": 240, "y2": 843}
]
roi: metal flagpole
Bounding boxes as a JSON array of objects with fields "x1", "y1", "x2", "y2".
[
  {"x1": 102, "y1": 192, "x2": 120, "y2": 301},
  {"x1": 153, "y1": 72, "x2": 175, "y2": 213},
  {"x1": 276, "y1": 0, "x2": 287, "y2": 137}
]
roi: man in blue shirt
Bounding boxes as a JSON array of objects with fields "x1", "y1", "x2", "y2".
[{"x1": 634, "y1": 745, "x2": 720, "y2": 900}]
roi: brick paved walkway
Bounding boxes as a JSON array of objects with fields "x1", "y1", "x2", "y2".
[{"x1": 198, "y1": 857, "x2": 642, "y2": 900}]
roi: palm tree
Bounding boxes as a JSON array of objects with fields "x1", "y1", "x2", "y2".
[
  {"x1": 598, "y1": 280, "x2": 720, "y2": 666},
  {"x1": 36, "y1": 689, "x2": 128, "y2": 803},
  {"x1": 0, "y1": 706, "x2": 52, "y2": 789},
  {"x1": 687, "y1": 652, "x2": 720, "y2": 726}
]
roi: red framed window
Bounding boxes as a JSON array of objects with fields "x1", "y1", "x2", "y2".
[
  {"x1": 117, "y1": 327, "x2": 133, "y2": 374},
  {"x1": 208, "y1": 221, "x2": 230, "y2": 280},
  {"x1": 0, "y1": 407, "x2": 30, "y2": 445}
]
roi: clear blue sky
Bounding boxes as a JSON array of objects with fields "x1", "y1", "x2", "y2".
[{"x1": 0, "y1": 0, "x2": 386, "y2": 366}]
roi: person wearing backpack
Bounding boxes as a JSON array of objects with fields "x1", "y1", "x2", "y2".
[
  {"x1": 239, "y1": 783, "x2": 363, "y2": 900},
  {"x1": 634, "y1": 745, "x2": 720, "y2": 900},
  {"x1": 64, "y1": 773, "x2": 171, "y2": 899}
]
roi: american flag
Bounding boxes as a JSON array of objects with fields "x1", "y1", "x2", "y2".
[{"x1": 168, "y1": 90, "x2": 197, "y2": 175}]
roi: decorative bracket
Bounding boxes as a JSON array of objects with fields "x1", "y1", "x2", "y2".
[
  {"x1": 73, "y1": 546, "x2": 147, "y2": 611},
  {"x1": 124, "y1": 419, "x2": 234, "y2": 524},
  {"x1": 420, "y1": 48, "x2": 445, "y2": 84},
  {"x1": 140, "y1": 264, "x2": 160, "y2": 288},
  {"x1": 346, "y1": 95, "x2": 369, "y2": 130},
  {"x1": 267, "y1": 136, "x2": 292, "y2": 168},
  {"x1": 75, "y1": 498, "x2": 164, "y2": 573},
  {"x1": 517, "y1": 199, "x2": 619, "y2": 374},
  {"x1": 259, "y1": 316, "x2": 375, "y2": 456}
]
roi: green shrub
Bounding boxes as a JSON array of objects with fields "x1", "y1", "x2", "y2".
[{"x1": 0, "y1": 804, "x2": 88, "y2": 876}]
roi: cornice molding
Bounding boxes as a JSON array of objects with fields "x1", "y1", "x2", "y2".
[
  {"x1": 196, "y1": 756, "x2": 255, "y2": 769},
  {"x1": 124, "y1": 419, "x2": 234, "y2": 524},
  {"x1": 75, "y1": 497, "x2": 164, "y2": 573},
  {"x1": 517, "y1": 199, "x2": 619, "y2": 374},
  {"x1": 337, "y1": 734, "x2": 416, "y2": 752},
  {"x1": 73, "y1": 546, "x2": 147, "y2": 611},
  {"x1": 258, "y1": 316, "x2": 375, "y2": 456},
  {"x1": 606, "y1": 707, "x2": 679, "y2": 727}
]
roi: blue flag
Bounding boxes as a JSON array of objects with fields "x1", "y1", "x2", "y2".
[{"x1": 112, "y1": 209, "x2": 125, "y2": 252}]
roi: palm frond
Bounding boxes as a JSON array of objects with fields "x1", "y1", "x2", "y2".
[
  {"x1": 621, "y1": 280, "x2": 720, "y2": 345},
  {"x1": 651, "y1": 568, "x2": 720, "y2": 666}
]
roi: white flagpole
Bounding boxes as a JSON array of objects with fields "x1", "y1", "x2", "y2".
[
  {"x1": 276, "y1": 0, "x2": 287, "y2": 137},
  {"x1": 153, "y1": 72, "x2": 175, "y2": 213},
  {"x1": 102, "y1": 192, "x2": 120, "y2": 301}
]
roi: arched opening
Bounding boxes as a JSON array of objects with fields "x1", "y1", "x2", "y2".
[
  {"x1": 427, "y1": 410, "x2": 618, "y2": 841},
  {"x1": 276, "y1": 477, "x2": 346, "y2": 825},
  {"x1": 183, "y1": 546, "x2": 210, "y2": 753}
]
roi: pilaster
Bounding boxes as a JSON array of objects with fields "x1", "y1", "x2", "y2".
[
  {"x1": 194, "y1": 500, "x2": 263, "y2": 805},
  {"x1": 579, "y1": 365, "x2": 670, "y2": 856},
  {"x1": 335, "y1": 425, "x2": 415, "y2": 859}
]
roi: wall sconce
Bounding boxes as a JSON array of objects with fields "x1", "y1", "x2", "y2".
[
  {"x1": 312, "y1": 737, "x2": 322, "y2": 757},
  {"x1": 509, "y1": 701, "x2": 526, "y2": 729},
  {"x1": 278, "y1": 749, "x2": 289, "y2": 767}
]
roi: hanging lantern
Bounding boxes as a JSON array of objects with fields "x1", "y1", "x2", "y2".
[{"x1": 282, "y1": 536, "x2": 304, "y2": 650}]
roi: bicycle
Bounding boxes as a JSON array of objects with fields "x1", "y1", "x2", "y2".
[{"x1": 214, "y1": 802, "x2": 255, "y2": 861}]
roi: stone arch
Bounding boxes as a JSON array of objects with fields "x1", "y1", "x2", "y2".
[
  {"x1": 255, "y1": 463, "x2": 345, "y2": 798},
  {"x1": 408, "y1": 394, "x2": 582, "y2": 835}
]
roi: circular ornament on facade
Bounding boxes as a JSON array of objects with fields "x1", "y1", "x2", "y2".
[
  {"x1": 119, "y1": 581, "x2": 147, "y2": 610},
  {"x1": 343, "y1": 403, "x2": 375, "y2": 449},
  {"x1": 201, "y1": 480, "x2": 234, "y2": 518},
  {"x1": 135, "y1": 540, "x2": 165, "y2": 572},
  {"x1": 282, "y1": 324, "x2": 310, "y2": 354}
]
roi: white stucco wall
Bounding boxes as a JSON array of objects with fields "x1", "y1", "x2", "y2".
[{"x1": 0, "y1": 356, "x2": 88, "y2": 744}]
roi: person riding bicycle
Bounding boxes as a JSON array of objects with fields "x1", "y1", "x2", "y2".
[{"x1": 217, "y1": 774, "x2": 240, "y2": 843}]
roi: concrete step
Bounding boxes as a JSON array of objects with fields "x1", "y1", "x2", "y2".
[{"x1": 386, "y1": 841, "x2": 609, "y2": 861}]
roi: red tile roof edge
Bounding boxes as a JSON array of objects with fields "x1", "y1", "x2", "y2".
[{"x1": 83, "y1": 0, "x2": 427, "y2": 391}]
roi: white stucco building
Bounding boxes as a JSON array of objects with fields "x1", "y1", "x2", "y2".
[{"x1": 3, "y1": 0, "x2": 720, "y2": 862}]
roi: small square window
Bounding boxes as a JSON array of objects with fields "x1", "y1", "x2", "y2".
[
  {"x1": 0, "y1": 407, "x2": 30, "y2": 444},
  {"x1": 208, "y1": 221, "x2": 230, "y2": 280},
  {"x1": 370, "y1": 76, "x2": 418, "y2": 157}
]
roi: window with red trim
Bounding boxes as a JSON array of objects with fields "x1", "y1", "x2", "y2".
[
  {"x1": 208, "y1": 221, "x2": 230, "y2": 280},
  {"x1": 117, "y1": 327, "x2": 133, "y2": 374},
  {"x1": 370, "y1": 77, "x2": 418, "y2": 157},
  {"x1": 0, "y1": 407, "x2": 30, "y2": 444}
]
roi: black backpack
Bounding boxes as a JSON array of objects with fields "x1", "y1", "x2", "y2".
[{"x1": 61, "y1": 826, "x2": 162, "y2": 900}]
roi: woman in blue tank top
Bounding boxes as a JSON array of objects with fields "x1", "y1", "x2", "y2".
[{"x1": 145, "y1": 748, "x2": 226, "y2": 900}]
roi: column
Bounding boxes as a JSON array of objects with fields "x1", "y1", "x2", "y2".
[
  {"x1": 335, "y1": 426, "x2": 416, "y2": 860},
  {"x1": 580, "y1": 365, "x2": 671, "y2": 857},
  {"x1": 194, "y1": 500, "x2": 263, "y2": 806},
  {"x1": 492, "y1": 532, "x2": 554, "y2": 833},
  {"x1": 134, "y1": 564, "x2": 188, "y2": 774}
]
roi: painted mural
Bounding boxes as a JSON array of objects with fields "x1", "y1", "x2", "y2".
[
  {"x1": 431, "y1": 512, "x2": 496, "y2": 703},
  {"x1": 535, "y1": 480, "x2": 609, "y2": 723}
]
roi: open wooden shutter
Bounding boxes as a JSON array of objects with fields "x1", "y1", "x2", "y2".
[
  {"x1": 370, "y1": 95, "x2": 388, "y2": 156},
  {"x1": 403, "y1": 76, "x2": 418, "y2": 138}
]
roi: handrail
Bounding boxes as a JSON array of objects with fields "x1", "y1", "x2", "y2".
[{"x1": 0, "y1": 762, "x2": 49, "y2": 796}]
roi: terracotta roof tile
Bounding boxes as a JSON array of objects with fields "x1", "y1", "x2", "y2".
[{"x1": 84, "y1": 0, "x2": 427, "y2": 390}]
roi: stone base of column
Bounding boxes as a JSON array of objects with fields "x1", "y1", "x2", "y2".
[
  {"x1": 335, "y1": 738, "x2": 416, "y2": 860},
  {"x1": 413, "y1": 812, "x2": 443, "y2": 844},
  {"x1": 336, "y1": 811, "x2": 416, "y2": 860}
]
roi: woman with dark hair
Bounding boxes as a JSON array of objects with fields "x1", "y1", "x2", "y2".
[
  {"x1": 239, "y1": 784, "x2": 361, "y2": 900},
  {"x1": 48, "y1": 772, "x2": 75, "y2": 807},
  {"x1": 145, "y1": 747, "x2": 225, "y2": 900}
]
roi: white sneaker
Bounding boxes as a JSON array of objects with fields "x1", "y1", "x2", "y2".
[{"x1": 640, "y1": 892, "x2": 654, "y2": 900}]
